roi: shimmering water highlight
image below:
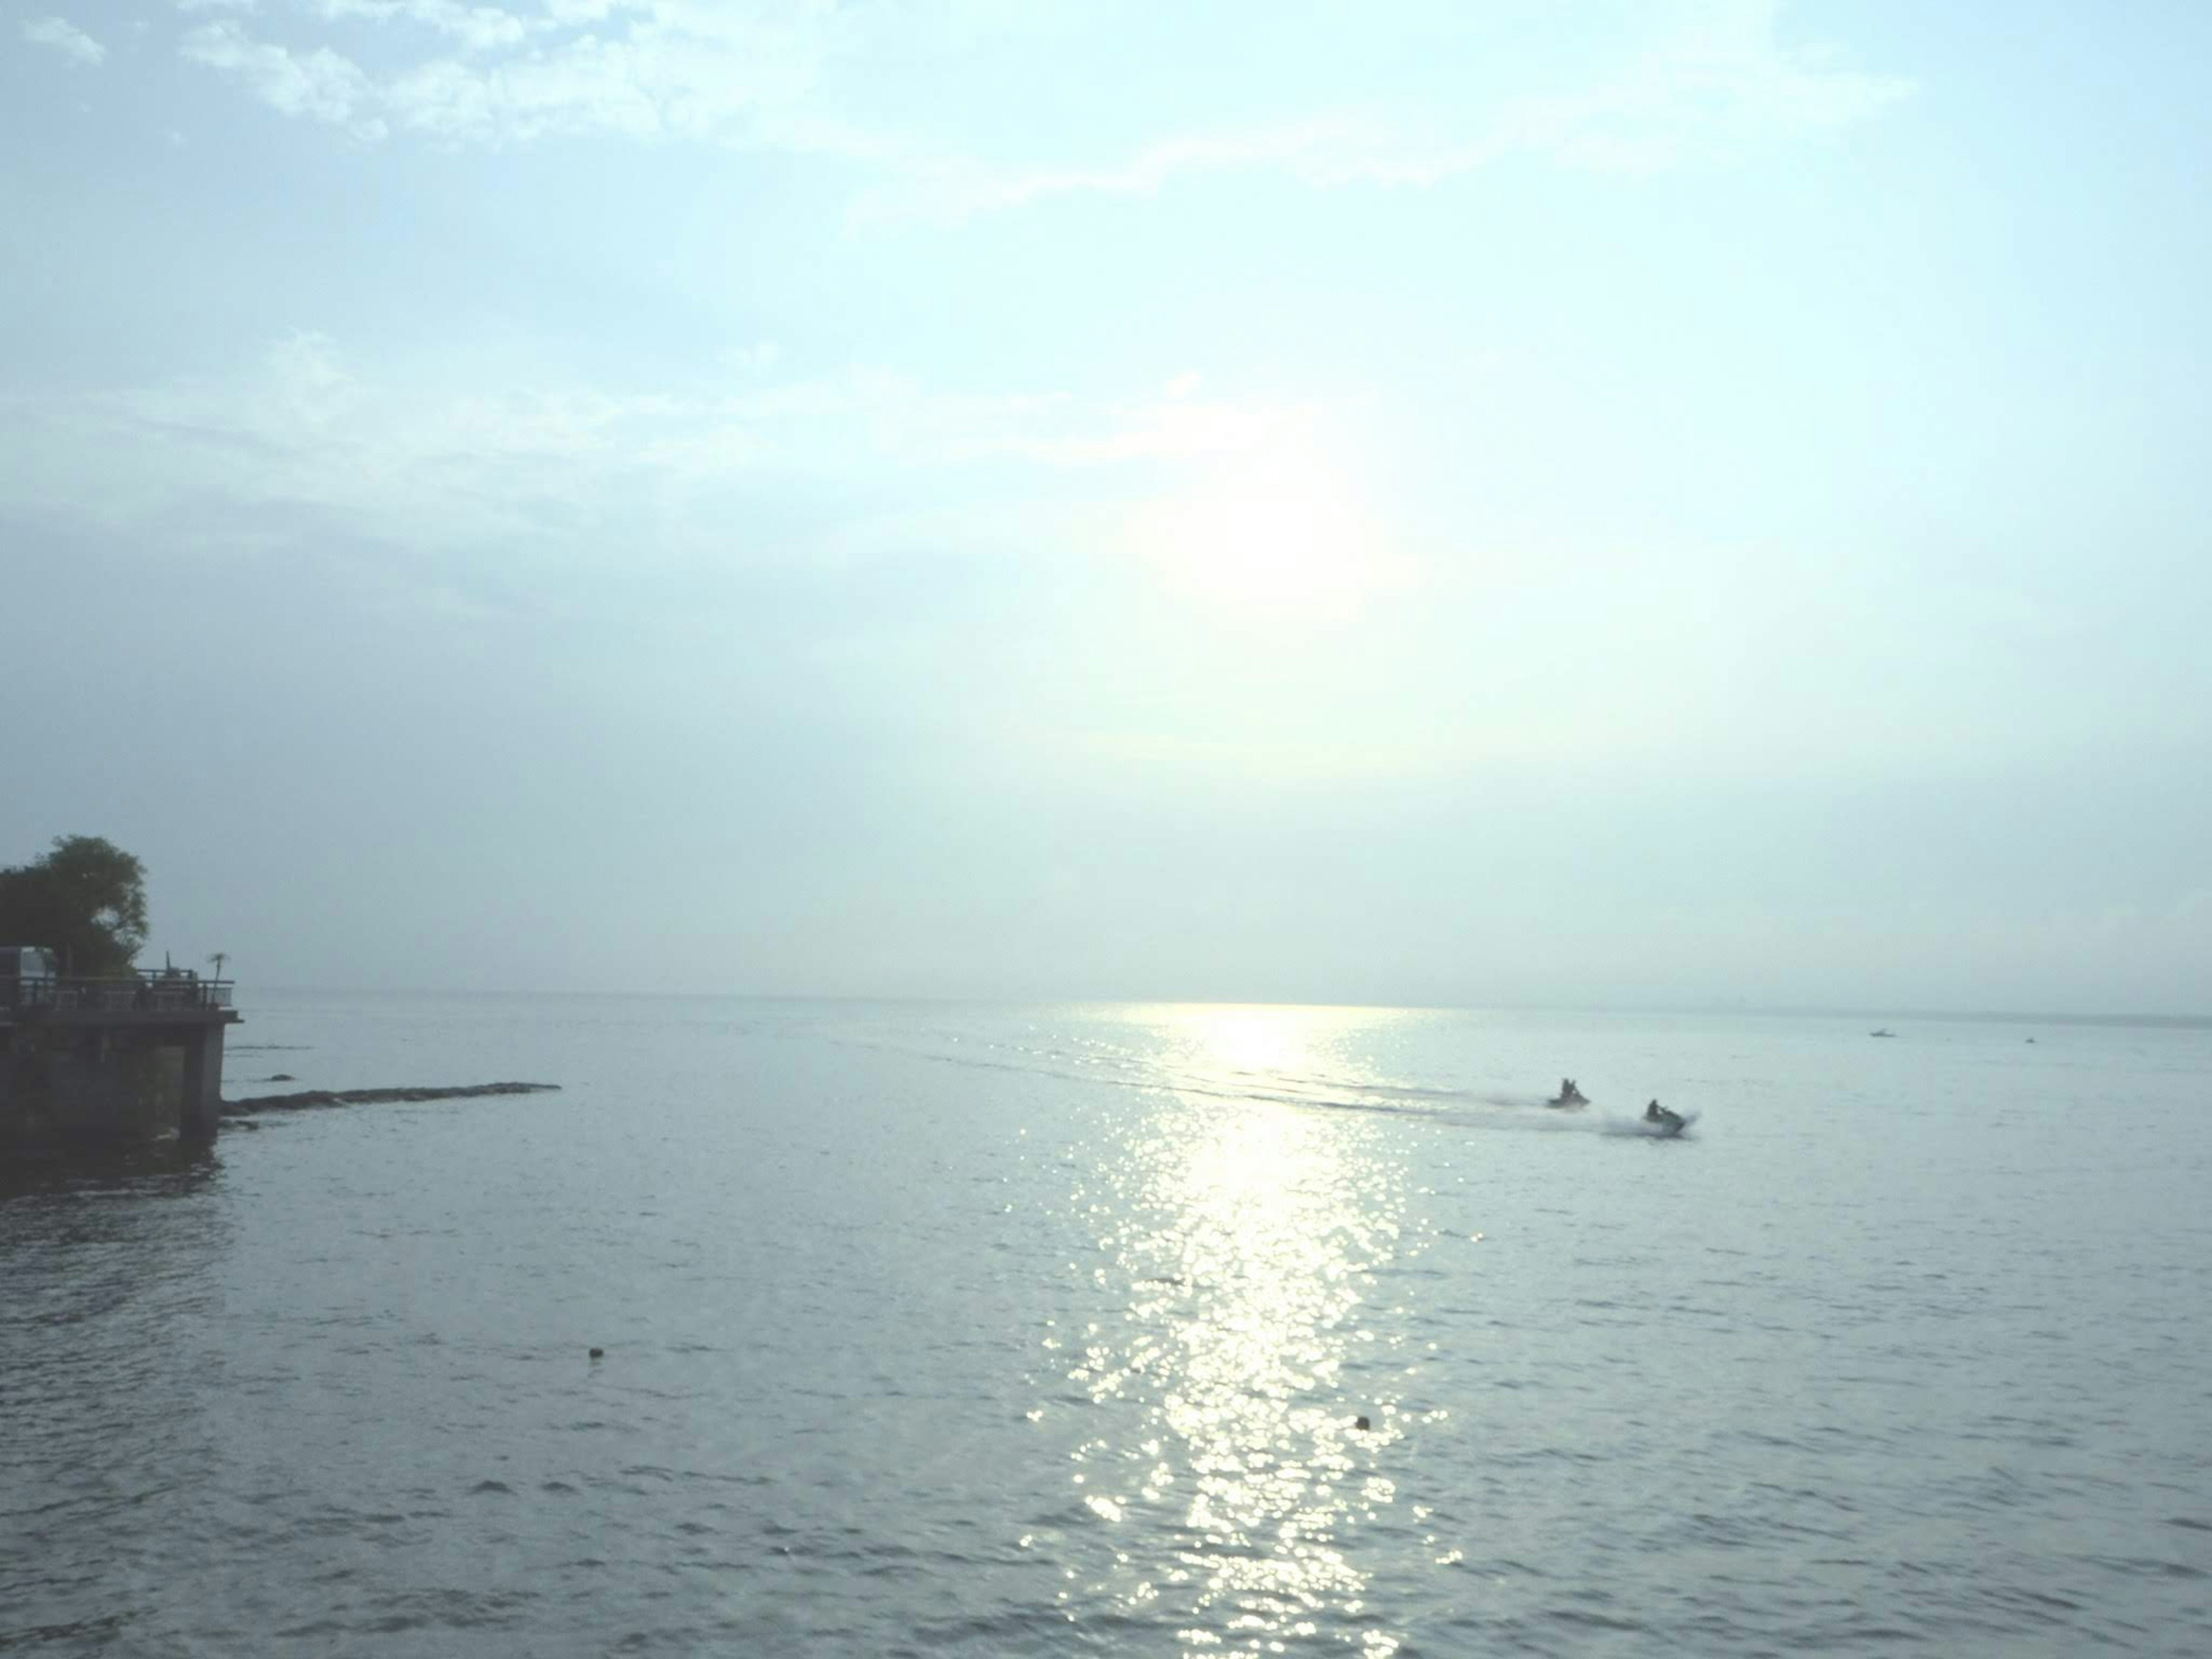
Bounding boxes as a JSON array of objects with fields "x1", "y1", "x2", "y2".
[{"x1": 5, "y1": 996, "x2": 2210, "y2": 1655}]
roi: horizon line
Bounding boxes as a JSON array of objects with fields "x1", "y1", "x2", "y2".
[{"x1": 217, "y1": 986, "x2": 2212, "y2": 1028}]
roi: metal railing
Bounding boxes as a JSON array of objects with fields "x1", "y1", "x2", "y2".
[{"x1": 1, "y1": 974, "x2": 236, "y2": 1014}]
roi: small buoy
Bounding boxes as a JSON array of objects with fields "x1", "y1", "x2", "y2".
[
  {"x1": 1354, "y1": 1415, "x2": 1372, "y2": 1431},
  {"x1": 589, "y1": 1347, "x2": 604, "y2": 1359}
]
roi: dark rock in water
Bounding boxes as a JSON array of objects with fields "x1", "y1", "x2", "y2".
[
  {"x1": 223, "y1": 1082, "x2": 560, "y2": 1116},
  {"x1": 589, "y1": 1347, "x2": 605, "y2": 1359},
  {"x1": 1354, "y1": 1415, "x2": 1372, "y2": 1431}
]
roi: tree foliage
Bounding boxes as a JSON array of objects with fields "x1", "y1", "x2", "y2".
[{"x1": 0, "y1": 835, "x2": 150, "y2": 976}]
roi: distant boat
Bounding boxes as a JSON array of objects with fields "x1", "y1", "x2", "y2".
[{"x1": 1870, "y1": 1028, "x2": 1896, "y2": 1038}]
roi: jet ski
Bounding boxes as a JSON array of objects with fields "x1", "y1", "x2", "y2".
[
  {"x1": 1546, "y1": 1078, "x2": 1589, "y2": 1108},
  {"x1": 1641, "y1": 1101, "x2": 1688, "y2": 1137}
]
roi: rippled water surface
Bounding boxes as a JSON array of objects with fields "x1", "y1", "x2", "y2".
[{"x1": 6, "y1": 995, "x2": 2211, "y2": 1655}]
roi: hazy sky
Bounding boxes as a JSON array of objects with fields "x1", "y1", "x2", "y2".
[{"x1": 4, "y1": 1, "x2": 2208, "y2": 1012}]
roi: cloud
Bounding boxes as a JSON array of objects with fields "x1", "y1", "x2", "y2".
[
  {"x1": 308, "y1": 1, "x2": 532, "y2": 54},
  {"x1": 170, "y1": 1, "x2": 1908, "y2": 209},
  {"x1": 178, "y1": 1, "x2": 849, "y2": 148},
  {"x1": 21, "y1": 16, "x2": 107, "y2": 66},
  {"x1": 863, "y1": 3, "x2": 1914, "y2": 219},
  {"x1": 0, "y1": 331, "x2": 1316, "y2": 561},
  {"x1": 1492, "y1": 0, "x2": 1916, "y2": 172},
  {"x1": 181, "y1": 21, "x2": 385, "y2": 138}
]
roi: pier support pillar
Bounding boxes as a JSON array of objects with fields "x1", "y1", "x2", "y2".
[{"x1": 180, "y1": 1025, "x2": 225, "y2": 1141}]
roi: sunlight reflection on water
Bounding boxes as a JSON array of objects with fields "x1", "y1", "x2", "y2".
[
  {"x1": 14, "y1": 997, "x2": 2212, "y2": 1656},
  {"x1": 1055, "y1": 1006, "x2": 1416, "y2": 1654}
]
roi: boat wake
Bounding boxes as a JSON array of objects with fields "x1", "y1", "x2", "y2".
[
  {"x1": 861, "y1": 1021, "x2": 1703, "y2": 1141},
  {"x1": 1600, "y1": 1111, "x2": 1699, "y2": 1139}
]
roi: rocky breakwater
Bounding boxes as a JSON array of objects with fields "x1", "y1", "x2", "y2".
[{"x1": 224, "y1": 1082, "x2": 560, "y2": 1116}]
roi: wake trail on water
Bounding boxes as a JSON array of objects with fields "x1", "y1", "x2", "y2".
[
  {"x1": 1598, "y1": 1111, "x2": 1700, "y2": 1139},
  {"x1": 848, "y1": 1026, "x2": 1688, "y2": 1139}
]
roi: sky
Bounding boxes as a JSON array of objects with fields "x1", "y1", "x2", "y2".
[{"x1": 3, "y1": 0, "x2": 2209, "y2": 1013}]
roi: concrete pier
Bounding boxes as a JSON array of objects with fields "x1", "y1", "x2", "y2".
[{"x1": 1, "y1": 973, "x2": 240, "y2": 1145}]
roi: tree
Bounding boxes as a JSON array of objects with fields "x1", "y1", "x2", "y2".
[{"x1": 0, "y1": 835, "x2": 150, "y2": 976}]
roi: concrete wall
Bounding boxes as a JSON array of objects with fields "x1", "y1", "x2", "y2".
[
  {"x1": 180, "y1": 1028, "x2": 225, "y2": 1139},
  {"x1": 1, "y1": 1025, "x2": 214, "y2": 1143}
]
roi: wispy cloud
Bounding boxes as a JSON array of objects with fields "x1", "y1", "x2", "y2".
[
  {"x1": 863, "y1": 4, "x2": 1914, "y2": 220},
  {"x1": 307, "y1": 1, "x2": 532, "y2": 53},
  {"x1": 179, "y1": 0, "x2": 850, "y2": 147},
  {"x1": 21, "y1": 16, "x2": 108, "y2": 66},
  {"x1": 182, "y1": 22, "x2": 385, "y2": 139},
  {"x1": 0, "y1": 331, "x2": 1315, "y2": 555},
  {"x1": 171, "y1": 1, "x2": 1910, "y2": 206}
]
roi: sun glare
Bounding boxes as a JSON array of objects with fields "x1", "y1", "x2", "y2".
[
  {"x1": 1137, "y1": 448, "x2": 1388, "y2": 624},
  {"x1": 1176, "y1": 1004, "x2": 1317, "y2": 1080}
]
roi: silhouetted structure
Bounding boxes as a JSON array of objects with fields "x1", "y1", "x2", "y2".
[{"x1": 1, "y1": 952, "x2": 238, "y2": 1143}]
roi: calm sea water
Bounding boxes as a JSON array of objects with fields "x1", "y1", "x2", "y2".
[{"x1": 5, "y1": 994, "x2": 2210, "y2": 1656}]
